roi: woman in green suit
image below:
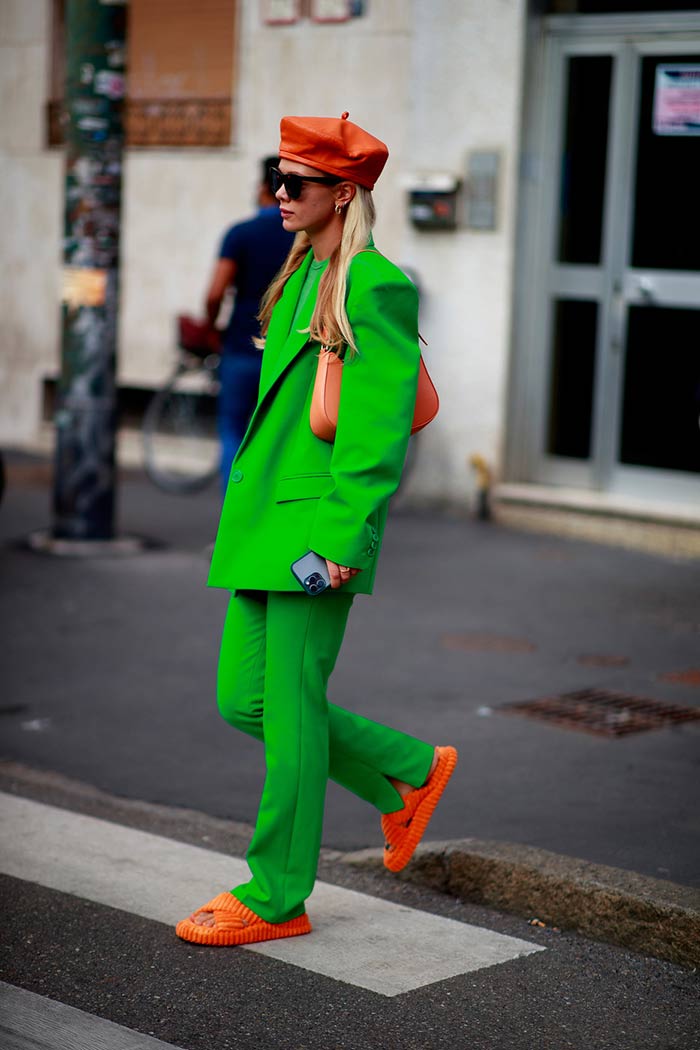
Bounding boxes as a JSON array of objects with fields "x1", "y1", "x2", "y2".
[{"x1": 176, "y1": 113, "x2": 457, "y2": 948}]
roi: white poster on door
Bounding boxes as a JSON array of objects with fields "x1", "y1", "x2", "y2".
[{"x1": 653, "y1": 65, "x2": 700, "y2": 136}]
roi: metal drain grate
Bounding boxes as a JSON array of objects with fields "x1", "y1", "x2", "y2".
[{"x1": 499, "y1": 688, "x2": 700, "y2": 738}]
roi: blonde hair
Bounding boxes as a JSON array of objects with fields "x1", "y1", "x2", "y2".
[{"x1": 257, "y1": 186, "x2": 376, "y2": 355}]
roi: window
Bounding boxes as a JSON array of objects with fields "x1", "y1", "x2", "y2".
[
  {"x1": 127, "y1": 0, "x2": 237, "y2": 146},
  {"x1": 47, "y1": 0, "x2": 238, "y2": 148}
]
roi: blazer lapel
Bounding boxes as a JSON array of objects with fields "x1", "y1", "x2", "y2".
[
  {"x1": 257, "y1": 250, "x2": 319, "y2": 404},
  {"x1": 234, "y1": 251, "x2": 318, "y2": 461}
]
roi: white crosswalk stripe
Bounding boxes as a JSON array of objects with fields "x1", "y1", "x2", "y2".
[
  {"x1": 0, "y1": 982, "x2": 187, "y2": 1050},
  {"x1": 0, "y1": 793, "x2": 544, "y2": 998}
]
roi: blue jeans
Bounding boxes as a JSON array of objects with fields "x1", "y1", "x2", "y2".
[{"x1": 218, "y1": 351, "x2": 262, "y2": 495}]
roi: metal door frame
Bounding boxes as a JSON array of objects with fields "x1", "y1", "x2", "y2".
[{"x1": 507, "y1": 11, "x2": 700, "y2": 504}]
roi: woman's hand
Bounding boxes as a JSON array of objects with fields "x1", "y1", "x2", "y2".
[{"x1": 325, "y1": 560, "x2": 361, "y2": 589}]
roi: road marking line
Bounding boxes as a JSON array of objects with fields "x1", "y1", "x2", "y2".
[
  {"x1": 0, "y1": 981, "x2": 186, "y2": 1050},
  {"x1": 0, "y1": 793, "x2": 544, "y2": 997}
]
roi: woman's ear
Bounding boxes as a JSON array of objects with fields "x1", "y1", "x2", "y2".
[{"x1": 335, "y1": 182, "x2": 356, "y2": 209}]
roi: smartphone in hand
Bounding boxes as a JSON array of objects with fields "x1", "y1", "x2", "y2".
[{"x1": 291, "y1": 551, "x2": 331, "y2": 596}]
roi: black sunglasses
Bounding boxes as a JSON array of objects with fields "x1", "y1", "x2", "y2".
[{"x1": 270, "y1": 167, "x2": 340, "y2": 201}]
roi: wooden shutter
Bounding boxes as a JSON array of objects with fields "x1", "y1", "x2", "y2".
[
  {"x1": 47, "y1": 0, "x2": 66, "y2": 146},
  {"x1": 126, "y1": 0, "x2": 237, "y2": 147}
]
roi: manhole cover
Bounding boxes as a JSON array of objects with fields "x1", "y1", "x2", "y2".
[
  {"x1": 499, "y1": 688, "x2": 700, "y2": 737},
  {"x1": 440, "y1": 633, "x2": 536, "y2": 653}
]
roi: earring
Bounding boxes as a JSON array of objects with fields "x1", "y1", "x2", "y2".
[{"x1": 334, "y1": 203, "x2": 343, "y2": 215}]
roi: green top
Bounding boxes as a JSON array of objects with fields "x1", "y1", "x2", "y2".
[{"x1": 290, "y1": 257, "x2": 328, "y2": 335}]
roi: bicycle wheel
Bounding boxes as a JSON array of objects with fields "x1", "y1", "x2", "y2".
[{"x1": 142, "y1": 362, "x2": 220, "y2": 494}]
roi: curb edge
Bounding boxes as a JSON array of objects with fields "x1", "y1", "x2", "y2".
[{"x1": 342, "y1": 838, "x2": 700, "y2": 969}]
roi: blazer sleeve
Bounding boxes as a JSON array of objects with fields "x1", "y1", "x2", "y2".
[{"x1": 307, "y1": 274, "x2": 420, "y2": 569}]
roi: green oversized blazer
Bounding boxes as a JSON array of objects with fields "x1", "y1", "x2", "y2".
[{"x1": 207, "y1": 245, "x2": 420, "y2": 596}]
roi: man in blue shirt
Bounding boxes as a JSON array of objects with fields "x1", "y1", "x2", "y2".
[{"x1": 206, "y1": 157, "x2": 294, "y2": 492}]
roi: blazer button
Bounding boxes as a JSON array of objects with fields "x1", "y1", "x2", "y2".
[{"x1": 230, "y1": 470, "x2": 243, "y2": 483}]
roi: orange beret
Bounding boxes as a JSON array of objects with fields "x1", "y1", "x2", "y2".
[{"x1": 279, "y1": 112, "x2": 388, "y2": 191}]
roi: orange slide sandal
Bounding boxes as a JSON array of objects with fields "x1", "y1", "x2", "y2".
[
  {"x1": 175, "y1": 892, "x2": 312, "y2": 947},
  {"x1": 382, "y1": 745, "x2": 458, "y2": 872}
]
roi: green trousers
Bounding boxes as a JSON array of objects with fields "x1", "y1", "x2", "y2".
[{"x1": 217, "y1": 589, "x2": 434, "y2": 923}]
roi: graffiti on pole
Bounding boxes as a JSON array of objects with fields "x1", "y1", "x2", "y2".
[{"x1": 53, "y1": 0, "x2": 126, "y2": 541}]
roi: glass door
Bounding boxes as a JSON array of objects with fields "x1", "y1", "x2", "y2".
[
  {"x1": 610, "y1": 49, "x2": 700, "y2": 501},
  {"x1": 519, "y1": 26, "x2": 700, "y2": 507}
]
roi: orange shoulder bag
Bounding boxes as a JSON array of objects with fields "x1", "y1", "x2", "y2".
[{"x1": 310, "y1": 337, "x2": 439, "y2": 444}]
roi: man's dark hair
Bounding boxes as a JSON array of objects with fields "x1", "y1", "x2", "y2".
[{"x1": 261, "y1": 155, "x2": 280, "y2": 195}]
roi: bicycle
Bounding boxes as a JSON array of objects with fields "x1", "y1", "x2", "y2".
[{"x1": 142, "y1": 316, "x2": 221, "y2": 494}]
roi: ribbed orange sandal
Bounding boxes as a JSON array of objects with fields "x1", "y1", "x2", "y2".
[
  {"x1": 175, "y1": 892, "x2": 311, "y2": 947},
  {"x1": 382, "y1": 745, "x2": 458, "y2": 872}
]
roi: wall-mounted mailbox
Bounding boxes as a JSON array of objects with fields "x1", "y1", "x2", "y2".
[{"x1": 404, "y1": 173, "x2": 461, "y2": 231}]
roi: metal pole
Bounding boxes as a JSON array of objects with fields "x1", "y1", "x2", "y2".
[{"x1": 52, "y1": 0, "x2": 127, "y2": 540}]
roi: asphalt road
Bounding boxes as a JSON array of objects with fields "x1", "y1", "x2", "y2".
[
  {"x1": 1, "y1": 455, "x2": 699, "y2": 1049},
  {"x1": 1, "y1": 461, "x2": 699, "y2": 885}
]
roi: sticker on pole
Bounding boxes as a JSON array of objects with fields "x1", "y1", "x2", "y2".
[
  {"x1": 62, "y1": 267, "x2": 107, "y2": 309},
  {"x1": 653, "y1": 64, "x2": 700, "y2": 136}
]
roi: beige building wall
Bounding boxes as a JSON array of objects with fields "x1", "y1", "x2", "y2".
[
  {"x1": 0, "y1": 1, "x2": 63, "y2": 444},
  {"x1": 1, "y1": 0, "x2": 526, "y2": 507},
  {"x1": 402, "y1": 0, "x2": 526, "y2": 502}
]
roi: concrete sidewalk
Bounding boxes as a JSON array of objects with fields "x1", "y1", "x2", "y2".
[{"x1": 1, "y1": 448, "x2": 699, "y2": 964}]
